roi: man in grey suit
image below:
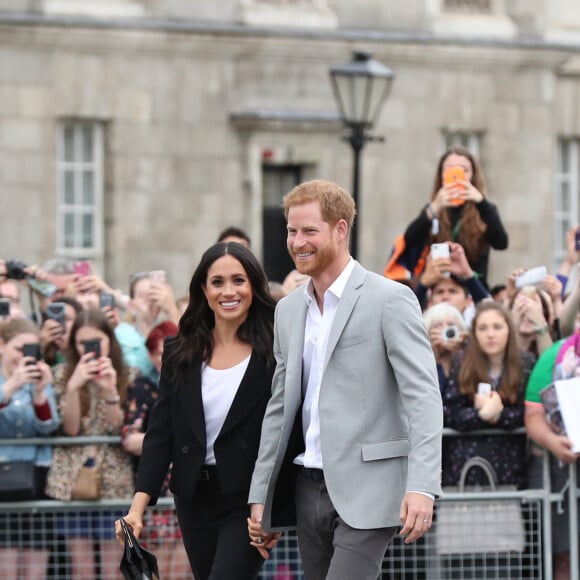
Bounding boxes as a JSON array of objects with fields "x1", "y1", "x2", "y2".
[{"x1": 247, "y1": 179, "x2": 443, "y2": 580}]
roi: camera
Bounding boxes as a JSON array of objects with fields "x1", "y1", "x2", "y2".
[
  {"x1": 5, "y1": 259, "x2": 27, "y2": 280},
  {"x1": 442, "y1": 325, "x2": 459, "y2": 342}
]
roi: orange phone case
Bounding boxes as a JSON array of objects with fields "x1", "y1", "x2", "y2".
[{"x1": 443, "y1": 166, "x2": 466, "y2": 206}]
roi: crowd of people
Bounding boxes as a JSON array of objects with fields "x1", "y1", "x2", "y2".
[{"x1": 0, "y1": 153, "x2": 578, "y2": 580}]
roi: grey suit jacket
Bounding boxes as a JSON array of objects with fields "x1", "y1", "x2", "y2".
[{"x1": 248, "y1": 261, "x2": 443, "y2": 531}]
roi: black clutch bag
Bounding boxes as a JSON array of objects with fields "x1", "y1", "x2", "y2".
[{"x1": 119, "y1": 518, "x2": 160, "y2": 580}]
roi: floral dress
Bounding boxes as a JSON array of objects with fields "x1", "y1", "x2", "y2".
[
  {"x1": 442, "y1": 351, "x2": 535, "y2": 489},
  {"x1": 45, "y1": 364, "x2": 134, "y2": 500},
  {"x1": 123, "y1": 375, "x2": 181, "y2": 541}
]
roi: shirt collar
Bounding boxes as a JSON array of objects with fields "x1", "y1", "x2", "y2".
[{"x1": 303, "y1": 258, "x2": 356, "y2": 305}]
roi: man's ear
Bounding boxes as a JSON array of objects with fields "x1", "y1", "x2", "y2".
[{"x1": 335, "y1": 219, "x2": 348, "y2": 241}]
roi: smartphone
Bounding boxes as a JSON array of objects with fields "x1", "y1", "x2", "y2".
[
  {"x1": 0, "y1": 298, "x2": 10, "y2": 317},
  {"x1": 148, "y1": 270, "x2": 166, "y2": 285},
  {"x1": 443, "y1": 166, "x2": 467, "y2": 206},
  {"x1": 515, "y1": 266, "x2": 548, "y2": 289},
  {"x1": 430, "y1": 243, "x2": 450, "y2": 260},
  {"x1": 22, "y1": 343, "x2": 41, "y2": 364},
  {"x1": 477, "y1": 382, "x2": 492, "y2": 396},
  {"x1": 74, "y1": 261, "x2": 91, "y2": 277},
  {"x1": 46, "y1": 302, "x2": 66, "y2": 325},
  {"x1": 82, "y1": 339, "x2": 101, "y2": 359},
  {"x1": 575, "y1": 230, "x2": 580, "y2": 251},
  {"x1": 99, "y1": 292, "x2": 115, "y2": 309}
]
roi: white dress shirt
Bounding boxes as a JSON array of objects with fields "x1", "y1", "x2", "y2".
[{"x1": 294, "y1": 259, "x2": 356, "y2": 469}]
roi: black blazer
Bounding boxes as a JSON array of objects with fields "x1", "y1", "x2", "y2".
[{"x1": 135, "y1": 340, "x2": 274, "y2": 504}]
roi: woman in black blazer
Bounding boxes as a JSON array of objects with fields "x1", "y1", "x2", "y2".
[{"x1": 116, "y1": 242, "x2": 278, "y2": 579}]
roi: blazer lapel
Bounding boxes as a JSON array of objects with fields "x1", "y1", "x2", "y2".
[
  {"x1": 323, "y1": 262, "x2": 365, "y2": 372},
  {"x1": 219, "y1": 352, "x2": 269, "y2": 437},
  {"x1": 178, "y1": 361, "x2": 206, "y2": 448}
]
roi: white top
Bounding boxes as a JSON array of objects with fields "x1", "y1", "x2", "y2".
[
  {"x1": 201, "y1": 354, "x2": 251, "y2": 465},
  {"x1": 294, "y1": 258, "x2": 356, "y2": 469}
]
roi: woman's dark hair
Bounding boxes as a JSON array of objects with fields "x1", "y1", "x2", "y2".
[
  {"x1": 165, "y1": 242, "x2": 276, "y2": 380},
  {"x1": 63, "y1": 308, "x2": 129, "y2": 415},
  {"x1": 430, "y1": 146, "x2": 488, "y2": 265},
  {"x1": 459, "y1": 301, "x2": 522, "y2": 404}
]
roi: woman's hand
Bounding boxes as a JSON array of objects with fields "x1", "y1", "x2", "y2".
[
  {"x1": 39, "y1": 318, "x2": 65, "y2": 350},
  {"x1": 95, "y1": 356, "x2": 117, "y2": 395},
  {"x1": 547, "y1": 434, "x2": 580, "y2": 465},
  {"x1": 115, "y1": 513, "x2": 144, "y2": 546},
  {"x1": 3, "y1": 358, "x2": 42, "y2": 401},
  {"x1": 478, "y1": 391, "x2": 504, "y2": 422},
  {"x1": 67, "y1": 352, "x2": 100, "y2": 392},
  {"x1": 32, "y1": 361, "x2": 54, "y2": 400},
  {"x1": 456, "y1": 180, "x2": 484, "y2": 204},
  {"x1": 514, "y1": 292, "x2": 547, "y2": 329}
]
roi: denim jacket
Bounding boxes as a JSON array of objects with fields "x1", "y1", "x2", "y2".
[{"x1": 0, "y1": 375, "x2": 60, "y2": 466}]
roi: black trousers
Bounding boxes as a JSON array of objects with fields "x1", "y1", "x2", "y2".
[{"x1": 174, "y1": 473, "x2": 263, "y2": 580}]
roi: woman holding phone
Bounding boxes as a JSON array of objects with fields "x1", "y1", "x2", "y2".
[
  {"x1": 404, "y1": 146, "x2": 508, "y2": 287},
  {"x1": 116, "y1": 242, "x2": 278, "y2": 580},
  {"x1": 0, "y1": 318, "x2": 60, "y2": 579},
  {"x1": 442, "y1": 301, "x2": 534, "y2": 488},
  {"x1": 46, "y1": 308, "x2": 134, "y2": 579}
]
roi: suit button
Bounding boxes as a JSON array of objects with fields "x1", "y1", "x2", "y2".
[
  {"x1": 240, "y1": 441, "x2": 248, "y2": 450},
  {"x1": 181, "y1": 446, "x2": 189, "y2": 454}
]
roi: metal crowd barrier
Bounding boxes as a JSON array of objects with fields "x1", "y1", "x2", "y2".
[{"x1": 0, "y1": 430, "x2": 578, "y2": 579}]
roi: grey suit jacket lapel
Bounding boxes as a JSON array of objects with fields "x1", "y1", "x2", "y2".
[
  {"x1": 284, "y1": 291, "x2": 308, "y2": 397},
  {"x1": 323, "y1": 262, "x2": 365, "y2": 372}
]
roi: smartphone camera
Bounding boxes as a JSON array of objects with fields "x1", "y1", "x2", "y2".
[
  {"x1": 0, "y1": 298, "x2": 10, "y2": 317},
  {"x1": 22, "y1": 343, "x2": 41, "y2": 365},
  {"x1": 99, "y1": 292, "x2": 115, "y2": 309},
  {"x1": 82, "y1": 339, "x2": 101, "y2": 359},
  {"x1": 46, "y1": 302, "x2": 66, "y2": 326},
  {"x1": 441, "y1": 325, "x2": 459, "y2": 342}
]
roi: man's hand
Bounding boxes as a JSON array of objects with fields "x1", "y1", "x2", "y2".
[
  {"x1": 247, "y1": 504, "x2": 281, "y2": 560},
  {"x1": 399, "y1": 492, "x2": 433, "y2": 544},
  {"x1": 449, "y1": 242, "x2": 474, "y2": 280},
  {"x1": 420, "y1": 255, "x2": 449, "y2": 287}
]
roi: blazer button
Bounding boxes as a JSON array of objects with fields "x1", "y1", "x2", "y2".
[
  {"x1": 181, "y1": 446, "x2": 189, "y2": 454},
  {"x1": 240, "y1": 441, "x2": 248, "y2": 450}
]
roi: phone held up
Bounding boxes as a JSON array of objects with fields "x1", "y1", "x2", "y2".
[
  {"x1": 22, "y1": 343, "x2": 41, "y2": 365},
  {"x1": 430, "y1": 243, "x2": 451, "y2": 277},
  {"x1": 99, "y1": 292, "x2": 115, "y2": 309},
  {"x1": 477, "y1": 382, "x2": 492, "y2": 396},
  {"x1": 514, "y1": 266, "x2": 548, "y2": 289},
  {"x1": 82, "y1": 339, "x2": 101, "y2": 360},
  {"x1": 0, "y1": 298, "x2": 10, "y2": 317},
  {"x1": 46, "y1": 302, "x2": 66, "y2": 326},
  {"x1": 74, "y1": 261, "x2": 91, "y2": 277},
  {"x1": 575, "y1": 230, "x2": 580, "y2": 252},
  {"x1": 443, "y1": 166, "x2": 467, "y2": 206}
]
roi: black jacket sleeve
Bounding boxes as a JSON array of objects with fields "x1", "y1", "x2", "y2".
[{"x1": 476, "y1": 199, "x2": 508, "y2": 250}]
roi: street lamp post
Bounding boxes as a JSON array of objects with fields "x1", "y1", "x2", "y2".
[{"x1": 329, "y1": 51, "x2": 395, "y2": 259}]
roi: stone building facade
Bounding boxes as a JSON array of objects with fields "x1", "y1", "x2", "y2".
[{"x1": 1, "y1": 0, "x2": 580, "y2": 293}]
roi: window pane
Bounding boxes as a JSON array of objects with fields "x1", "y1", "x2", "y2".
[
  {"x1": 559, "y1": 181, "x2": 570, "y2": 212},
  {"x1": 82, "y1": 213, "x2": 94, "y2": 248},
  {"x1": 82, "y1": 126, "x2": 94, "y2": 162},
  {"x1": 64, "y1": 213, "x2": 75, "y2": 248},
  {"x1": 64, "y1": 125, "x2": 75, "y2": 162},
  {"x1": 82, "y1": 170, "x2": 94, "y2": 204},
  {"x1": 560, "y1": 140, "x2": 570, "y2": 173},
  {"x1": 64, "y1": 170, "x2": 75, "y2": 205}
]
